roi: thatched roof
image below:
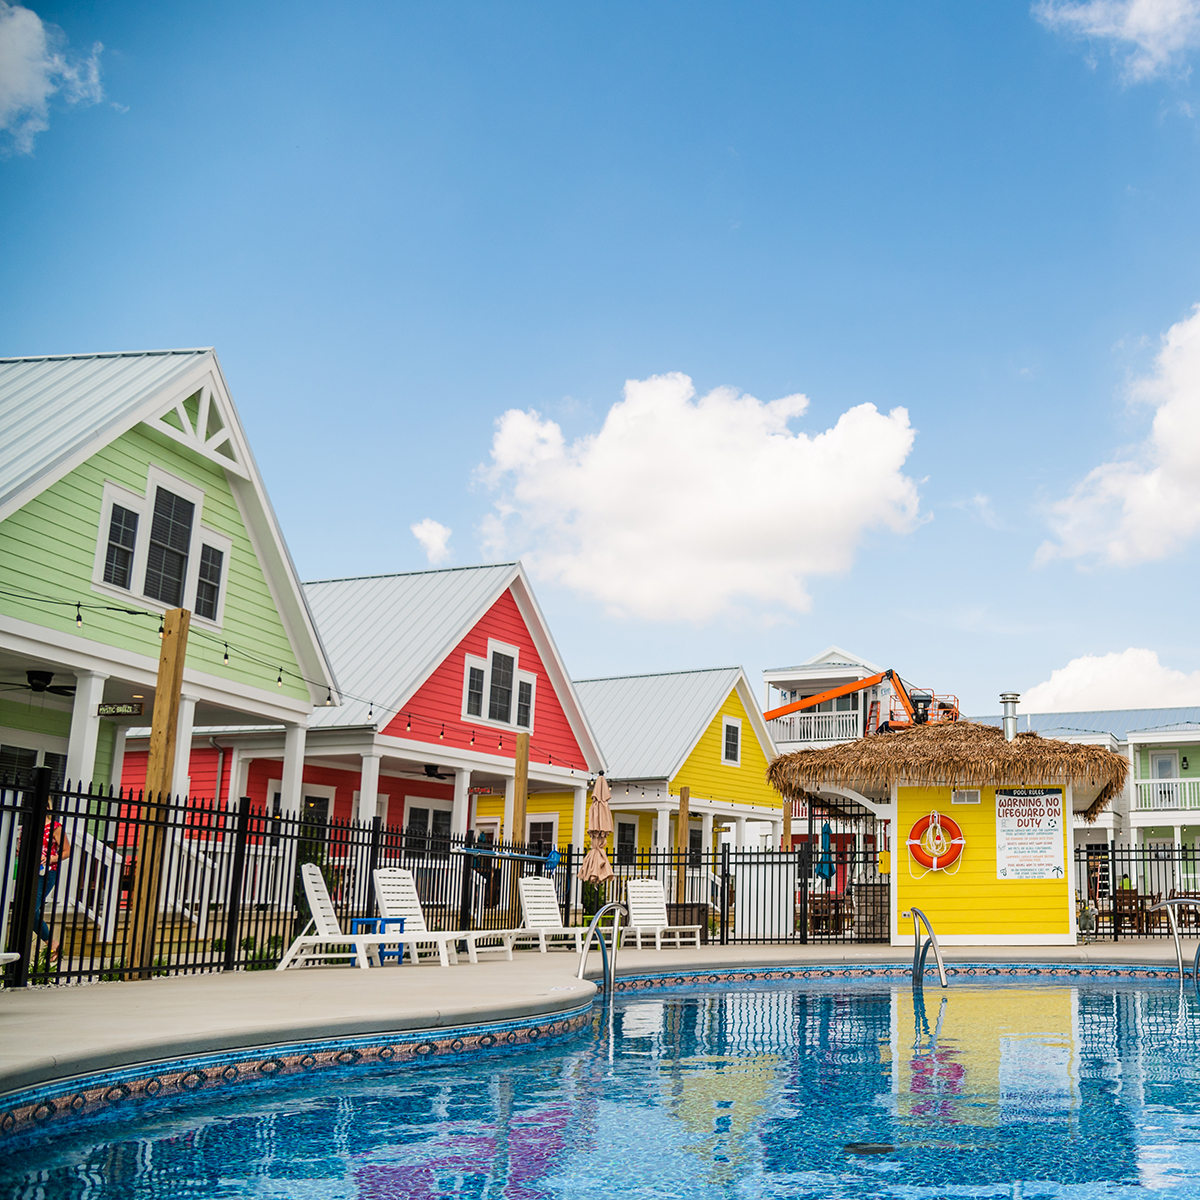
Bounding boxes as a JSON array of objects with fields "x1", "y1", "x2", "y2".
[{"x1": 767, "y1": 720, "x2": 1128, "y2": 823}]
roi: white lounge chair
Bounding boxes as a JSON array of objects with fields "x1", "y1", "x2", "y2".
[
  {"x1": 513, "y1": 875, "x2": 585, "y2": 952},
  {"x1": 276, "y1": 862, "x2": 405, "y2": 970},
  {"x1": 621, "y1": 877, "x2": 703, "y2": 950},
  {"x1": 373, "y1": 867, "x2": 519, "y2": 965}
]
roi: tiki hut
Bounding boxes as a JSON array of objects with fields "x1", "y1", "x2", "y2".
[{"x1": 767, "y1": 720, "x2": 1128, "y2": 824}]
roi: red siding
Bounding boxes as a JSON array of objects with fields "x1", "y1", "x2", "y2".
[
  {"x1": 381, "y1": 588, "x2": 586, "y2": 769},
  {"x1": 120, "y1": 745, "x2": 228, "y2": 803}
]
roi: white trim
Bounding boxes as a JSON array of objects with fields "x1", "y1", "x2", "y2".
[
  {"x1": 352, "y1": 790, "x2": 391, "y2": 821},
  {"x1": 891, "y1": 933, "x2": 1077, "y2": 946},
  {"x1": 268, "y1": 778, "x2": 336, "y2": 811},
  {"x1": 526, "y1": 811, "x2": 559, "y2": 845},
  {"x1": 721, "y1": 716, "x2": 742, "y2": 767},
  {"x1": 460, "y1": 638, "x2": 538, "y2": 733},
  {"x1": 90, "y1": 480, "x2": 147, "y2": 598},
  {"x1": 0, "y1": 726, "x2": 69, "y2": 756},
  {"x1": 1150, "y1": 749, "x2": 1180, "y2": 780},
  {"x1": 193, "y1": 525, "x2": 233, "y2": 627}
]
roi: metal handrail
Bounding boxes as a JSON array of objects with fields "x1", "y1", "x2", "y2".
[
  {"x1": 1146, "y1": 897, "x2": 1200, "y2": 983},
  {"x1": 576, "y1": 902, "x2": 629, "y2": 997},
  {"x1": 910, "y1": 906, "x2": 948, "y2": 989}
]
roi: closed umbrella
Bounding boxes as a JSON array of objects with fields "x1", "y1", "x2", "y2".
[
  {"x1": 815, "y1": 821, "x2": 837, "y2": 888},
  {"x1": 579, "y1": 774, "x2": 615, "y2": 884}
]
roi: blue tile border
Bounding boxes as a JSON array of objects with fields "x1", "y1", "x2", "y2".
[{"x1": 0, "y1": 1002, "x2": 595, "y2": 1148}]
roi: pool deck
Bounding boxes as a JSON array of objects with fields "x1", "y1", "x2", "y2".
[{"x1": 0, "y1": 940, "x2": 1188, "y2": 1100}]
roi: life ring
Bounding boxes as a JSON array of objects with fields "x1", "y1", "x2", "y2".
[{"x1": 907, "y1": 811, "x2": 965, "y2": 871}]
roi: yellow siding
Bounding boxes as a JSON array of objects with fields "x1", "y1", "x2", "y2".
[
  {"x1": 671, "y1": 687, "x2": 781, "y2": 811},
  {"x1": 471, "y1": 791, "x2": 577, "y2": 847},
  {"x1": 896, "y1": 785, "x2": 1072, "y2": 938}
]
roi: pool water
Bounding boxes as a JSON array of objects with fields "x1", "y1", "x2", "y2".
[{"x1": 6, "y1": 980, "x2": 1200, "y2": 1198}]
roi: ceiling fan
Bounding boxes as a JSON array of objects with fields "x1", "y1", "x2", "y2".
[{"x1": 0, "y1": 670, "x2": 77, "y2": 698}]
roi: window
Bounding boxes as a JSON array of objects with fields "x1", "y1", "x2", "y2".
[
  {"x1": 195, "y1": 544, "x2": 224, "y2": 620},
  {"x1": 722, "y1": 716, "x2": 741, "y2": 766},
  {"x1": 461, "y1": 641, "x2": 537, "y2": 730},
  {"x1": 489, "y1": 651, "x2": 514, "y2": 722},
  {"x1": 467, "y1": 667, "x2": 485, "y2": 717},
  {"x1": 144, "y1": 487, "x2": 195, "y2": 606},
  {"x1": 688, "y1": 826, "x2": 703, "y2": 866},
  {"x1": 617, "y1": 821, "x2": 637, "y2": 865},
  {"x1": 952, "y1": 789, "x2": 980, "y2": 805},
  {"x1": 103, "y1": 505, "x2": 139, "y2": 588},
  {"x1": 528, "y1": 820, "x2": 554, "y2": 851}
]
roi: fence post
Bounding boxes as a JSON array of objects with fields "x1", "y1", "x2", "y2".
[
  {"x1": 458, "y1": 830, "x2": 475, "y2": 932},
  {"x1": 720, "y1": 842, "x2": 730, "y2": 945},
  {"x1": 222, "y1": 797, "x2": 252, "y2": 972},
  {"x1": 367, "y1": 815, "x2": 383, "y2": 914},
  {"x1": 798, "y1": 843, "x2": 810, "y2": 945},
  {"x1": 8, "y1": 766, "x2": 51, "y2": 988},
  {"x1": 1110, "y1": 841, "x2": 1118, "y2": 942},
  {"x1": 562, "y1": 842, "x2": 574, "y2": 926}
]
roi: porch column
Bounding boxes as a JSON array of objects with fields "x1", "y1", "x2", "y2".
[
  {"x1": 503, "y1": 775, "x2": 516, "y2": 843},
  {"x1": 170, "y1": 694, "x2": 197, "y2": 799},
  {"x1": 656, "y1": 804, "x2": 671, "y2": 849},
  {"x1": 735, "y1": 816, "x2": 747, "y2": 849},
  {"x1": 66, "y1": 670, "x2": 109, "y2": 790},
  {"x1": 279, "y1": 722, "x2": 307, "y2": 815},
  {"x1": 1175, "y1": 825, "x2": 1183, "y2": 852},
  {"x1": 110, "y1": 725, "x2": 128, "y2": 795},
  {"x1": 702, "y1": 810, "x2": 713, "y2": 853},
  {"x1": 451, "y1": 768, "x2": 471, "y2": 837},
  {"x1": 572, "y1": 785, "x2": 587, "y2": 848},
  {"x1": 770, "y1": 818, "x2": 782, "y2": 849},
  {"x1": 232, "y1": 751, "x2": 250, "y2": 802},
  {"x1": 359, "y1": 750, "x2": 381, "y2": 823}
]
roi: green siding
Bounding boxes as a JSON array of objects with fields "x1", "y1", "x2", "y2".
[
  {"x1": 92, "y1": 719, "x2": 116, "y2": 787},
  {"x1": 1138, "y1": 745, "x2": 1200, "y2": 779},
  {"x1": 0, "y1": 697, "x2": 71, "y2": 740},
  {"x1": 0, "y1": 422, "x2": 309, "y2": 703}
]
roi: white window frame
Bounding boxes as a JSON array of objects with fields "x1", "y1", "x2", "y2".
[
  {"x1": 460, "y1": 639, "x2": 537, "y2": 731},
  {"x1": 91, "y1": 467, "x2": 233, "y2": 629},
  {"x1": 952, "y1": 789, "x2": 981, "y2": 805},
  {"x1": 526, "y1": 812, "x2": 559, "y2": 846},
  {"x1": 721, "y1": 716, "x2": 742, "y2": 767},
  {"x1": 1152, "y1": 751, "x2": 1179, "y2": 780},
  {"x1": 352, "y1": 790, "x2": 391, "y2": 822}
]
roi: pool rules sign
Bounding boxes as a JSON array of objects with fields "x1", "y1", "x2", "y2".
[{"x1": 995, "y1": 788, "x2": 1065, "y2": 880}]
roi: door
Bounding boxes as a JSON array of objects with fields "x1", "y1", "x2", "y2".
[{"x1": 1153, "y1": 753, "x2": 1178, "y2": 808}]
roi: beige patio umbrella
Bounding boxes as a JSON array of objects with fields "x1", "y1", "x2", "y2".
[{"x1": 578, "y1": 773, "x2": 615, "y2": 884}]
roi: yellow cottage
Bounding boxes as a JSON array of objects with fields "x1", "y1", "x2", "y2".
[
  {"x1": 768, "y1": 716, "x2": 1128, "y2": 947},
  {"x1": 572, "y1": 667, "x2": 784, "y2": 858}
]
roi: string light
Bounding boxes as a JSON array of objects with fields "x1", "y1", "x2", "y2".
[
  {"x1": 75, "y1": 603, "x2": 82, "y2": 628},
  {"x1": 439, "y1": 723, "x2": 444, "y2": 740},
  {"x1": 276, "y1": 668, "x2": 283, "y2": 688},
  {"x1": 406, "y1": 714, "x2": 411, "y2": 731},
  {"x1": 325, "y1": 689, "x2": 333, "y2": 706},
  {"x1": 368, "y1": 702, "x2": 374, "y2": 721},
  {"x1": 470, "y1": 730, "x2": 475, "y2": 745},
  {"x1": 158, "y1": 618, "x2": 164, "y2": 638},
  {"x1": 223, "y1": 644, "x2": 229, "y2": 666}
]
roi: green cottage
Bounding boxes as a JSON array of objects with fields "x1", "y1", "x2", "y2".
[{"x1": 0, "y1": 349, "x2": 338, "y2": 803}]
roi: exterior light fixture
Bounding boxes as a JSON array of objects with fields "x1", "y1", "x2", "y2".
[
  {"x1": 75, "y1": 603, "x2": 82, "y2": 628},
  {"x1": 276, "y1": 668, "x2": 283, "y2": 687},
  {"x1": 325, "y1": 689, "x2": 332, "y2": 706},
  {"x1": 223, "y1": 644, "x2": 229, "y2": 665}
]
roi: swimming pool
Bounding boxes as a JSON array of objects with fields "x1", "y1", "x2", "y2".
[{"x1": 5, "y1": 977, "x2": 1200, "y2": 1198}]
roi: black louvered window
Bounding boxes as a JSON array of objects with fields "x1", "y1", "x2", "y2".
[
  {"x1": 144, "y1": 488, "x2": 194, "y2": 606},
  {"x1": 103, "y1": 504, "x2": 139, "y2": 589},
  {"x1": 488, "y1": 652, "x2": 514, "y2": 723},
  {"x1": 195, "y1": 544, "x2": 224, "y2": 620}
]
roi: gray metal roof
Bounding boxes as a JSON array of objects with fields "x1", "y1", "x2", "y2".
[
  {"x1": 0, "y1": 349, "x2": 213, "y2": 515},
  {"x1": 970, "y1": 707, "x2": 1200, "y2": 742},
  {"x1": 304, "y1": 564, "x2": 518, "y2": 729},
  {"x1": 573, "y1": 667, "x2": 742, "y2": 781}
]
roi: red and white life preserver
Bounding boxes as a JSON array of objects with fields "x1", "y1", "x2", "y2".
[{"x1": 907, "y1": 811, "x2": 965, "y2": 871}]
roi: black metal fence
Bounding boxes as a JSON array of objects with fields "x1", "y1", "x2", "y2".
[
  {"x1": 1075, "y1": 843, "x2": 1200, "y2": 939},
  {"x1": 1, "y1": 771, "x2": 891, "y2": 987}
]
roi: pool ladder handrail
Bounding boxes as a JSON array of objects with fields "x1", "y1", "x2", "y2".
[
  {"x1": 1145, "y1": 897, "x2": 1200, "y2": 983},
  {"x1": 576, "y1": 902, "x2": 629, "y2": 997},
  {"x1": 910, "y1": 906, "x2": 948, "y2": 989}
]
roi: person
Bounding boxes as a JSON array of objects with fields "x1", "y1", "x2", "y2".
[
  {"x1": 1120, "y1": 873, "x2": 1132, "y2": 890},
  {"x1": 36, "y1": 815, "x2": 70, "y2": 959}
]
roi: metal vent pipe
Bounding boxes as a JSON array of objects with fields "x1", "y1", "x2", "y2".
[{"x1": 1000, "y1": 693, "x2": 1020, "y2": 742}]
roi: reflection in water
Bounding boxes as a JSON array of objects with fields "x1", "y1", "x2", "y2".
[{"x1": 8, "y1": 982, "x2": 1200, "y2": 1197}]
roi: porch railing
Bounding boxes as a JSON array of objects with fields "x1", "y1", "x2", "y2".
[
  {"x1": 1134, "y1": 779, "x2": 1200, "y2": 811},
  {"x1": 767, "y1": 710, "x2": 860, "y2": 744}
]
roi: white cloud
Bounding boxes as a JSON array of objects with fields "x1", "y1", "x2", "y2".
[
  {"x1": 0, "y1": 2, "x2": 103, "y2": 155},
  {"x1": 411, "y1": 518, "x2": 452, "y2": 565},
  {"x1": 1035, "y1": 0, "x2": 1200, "y2": 82},
  {"x1": 1023, "y1": 647, "x2": 1200, "y2": 710},
  {"x1": 478, "y1": 372, "x2": 920, "y2": 622},
  {"x1": 1038, "y1": 303, "x2": 1200, "y2": 565}
]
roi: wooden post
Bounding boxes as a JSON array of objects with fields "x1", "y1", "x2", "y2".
[
  {"x1": 512, "y1": 732, "x2": 529, "y2": 845},
  {"x1": 782, "y1": 797, "x2": 792, "y2": 851},
  {"x1": 128, "y1": 607, "x2": 190, "y2": 978},
  {"x1": 675, "y1": 786, "x2": 689, "y2": 904}
]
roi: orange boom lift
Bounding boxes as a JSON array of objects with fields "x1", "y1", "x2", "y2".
[{"x1": 762, "y1": 668, "x2": 959, "y2": 734}]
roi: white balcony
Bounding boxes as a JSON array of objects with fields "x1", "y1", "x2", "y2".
[
  {"x1": 1134, "y1": 779, "x2": 1200, "y2": 812},
  {"x1": 768, "y1": 710, "x2": 860, "y2": 746}
]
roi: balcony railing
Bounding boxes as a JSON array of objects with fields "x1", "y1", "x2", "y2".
[
  {"x1": 1135, "y1": 779, "x2": 1200, "y2": 812},
  {"x1": 768, "y1": 710, "x2": 860, "y2": 745}
]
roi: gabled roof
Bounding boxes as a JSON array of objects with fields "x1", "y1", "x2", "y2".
[
  {"x1": 574, "y1": 667, "x2": 774, "y2": 782},
  {"x1": 971, "y1": 706, "x2": 1200, "y2": 743},
  {"x1": 302, "y1": 562, "x2": 605, "y2": 768},
  {"x1": 763, "y1": 645, "x2": 883, "y2": 676},
  {"x1": 0, "y1": 348, "x2": 337, "y2": 703}
]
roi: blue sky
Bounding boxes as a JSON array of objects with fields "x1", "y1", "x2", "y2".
[{"x1": 4, "y1": 1, "x2": 1200, "y2": 713}]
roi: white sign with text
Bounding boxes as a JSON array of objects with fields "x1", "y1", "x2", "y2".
[{"x1": 996, "y1": 788, "x2": 1065, "y2": 880}]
